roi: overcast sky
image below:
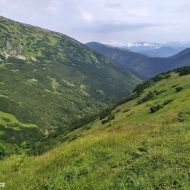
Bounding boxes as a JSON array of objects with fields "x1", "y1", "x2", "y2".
[{"x1": 0, "y1": 0, "x2": 190, "y2": 46}]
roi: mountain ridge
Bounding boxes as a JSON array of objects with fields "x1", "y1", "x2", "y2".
[
  {"x1": 137, "y1": 46, "x2": 185, "y2": 57},
  {"x1": 0, "y1": 16, "x2": 141, "y2": 145},
  {"x1": 86, "y1": 42, "x2": 190, "y2": 78}
]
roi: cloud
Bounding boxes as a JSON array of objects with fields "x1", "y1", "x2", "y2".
[
  {"x1": 0, "y1": 0, "x2": 190, "y2": 44},
  {"x1": 46, "y1": 0, "x2": 61, "y2": 15},
  {"x1": 75, "y1": 21, "x2": 160, "y2": 33},
  {"x1": 107, "y1": 2, "x2": 121, "y2": 7},
  {"x1": 78, "y1": 6, "x2": 93, "y2": 22},
  {"x1": 47, "y1": 6, "x2": 57, "y2": 15},
  {"x1": 127, "y1": 9, "x2": 148, "y2": 17},
  {"x1": 102, "y1": 39, "x2": 125, "y2": 46}
]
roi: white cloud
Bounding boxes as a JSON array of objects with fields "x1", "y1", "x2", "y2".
[
  {"x1": 127, "y1": 9, "x2": 149, "y2": 17},
  {"x1": 106, "y1": 2, "x2": 122, "y2": 7},
  {"x1": 46, "y1": 0, "x2": 61, "y2": 15},
  {"x1": 0, "y1": 0, "x2": 190, "y2": 44},
  {"x1": 47, "y1": 6, "x2": 57, "y2": 15},
  {"x1": 78, "y1": 6, "x2": 93, "y2": 22},
  {"x1": 102, "y1": 39, "x2": 125, "y2": 46}
]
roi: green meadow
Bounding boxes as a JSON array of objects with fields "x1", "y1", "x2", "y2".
[{"x1": 1, "y1": 68, "x2": 190, "y2": 189}]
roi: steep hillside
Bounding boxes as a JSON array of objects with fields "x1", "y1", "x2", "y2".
[
  {"x1": 1, "y1": 67, "x2": 190, "y2": 189},
  {"x1": 0, "y1": 16, "x2": 141, "y2": 145},
  {"x1": 86, "y1": 42, "x2": 190, "y2": 78},
  {"x1": 86, "y1": 42, "x2": 149, "y2": 78}
]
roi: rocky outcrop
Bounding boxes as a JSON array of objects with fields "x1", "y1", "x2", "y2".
[
  {"x1": 11, "y1": 50, "x2": 17, "y2": 56},
  {"x1": 6, "y1": 41, "x2": 12, "y2": 50},
  {"x1": 15, "y1": 55, "x2": 26, "y2": 60},
  {"x1": 15, "y1": 44, "x2": 23, "y2": 54},
  {"x1": 5, "y1": 41, "x2": 23, "y2": 56},
  {"x1": 31, "y1": 56, "x2": 37, "y2": 61}
]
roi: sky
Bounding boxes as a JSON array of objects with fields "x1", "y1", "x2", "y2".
[{"x1": 0, "y1": 0, "x2": 190, "y2": 46}]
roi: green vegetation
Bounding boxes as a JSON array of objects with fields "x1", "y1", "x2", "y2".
[
  {"x1": 176, "y1": 66, "x2": 190, "y2": 76},
  {"x1": 176, "y1": 86, "x2": 183, "y2": 92},
  {"x1": 0, "y1": 143, "x2": 6, "y2": 159},
  {"x1": 1, "y1": 68, "x2": 190, "y2": 189},
  {"x1": 0, "y1": 16, "x2": 141, "y2": 146},
  {"x1": 150, "y1": 104, "x2": 163, "y2": 113},
  {"x1": 1, "y1": 15, "x2": 190, "y2": 189}
]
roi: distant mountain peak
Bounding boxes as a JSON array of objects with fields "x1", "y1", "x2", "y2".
[{"x1": 86, "y1": 41, "x2": 190, "y2": 78}]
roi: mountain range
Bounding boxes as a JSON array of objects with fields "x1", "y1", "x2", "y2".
[
  {"x1": 1, "y1": 15, "x2": 190, "y2": 189},
  {"x1": 120, "y1": 41, "x2": 190, "y2": 57},
  {"x1": 0, "y1": 16, "x2": 141, "y2": 145},
  {"x1": 137, "y1": 46, "x2": 185, "y2": 57},
  {"x1": 86, "y1": 42, "x2": 190, "y2": 78},
  {"x1": 121, "y1": 41, "x2": 190, "y2": 50}
]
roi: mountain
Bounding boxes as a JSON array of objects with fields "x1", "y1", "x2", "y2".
[
  {"x1": 137, "y1": 46, "x2": 185, "y2": 57},
  {"x1": 0, "y1": 16, "x2": 141, "y2": 145},
  {"x1": 1, "y1": 67, "x2": 190, "y2": 189},
  {"x1": 86, "y1": 42, "x2": 190, "y2": 78},
  {"x1": 121, "y1": 41, "x2": 190, "y2": 52},
  {"x1": 86, "y1": 42, "x2": 149, "y2": 79}
]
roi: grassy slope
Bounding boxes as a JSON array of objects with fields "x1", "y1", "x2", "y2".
[
  {"x1": 1, "y1": 70, "x2": 190, "y2": 189},
  {"x1": 0, "y1": 16, "x2": 141, "y2": 145}
]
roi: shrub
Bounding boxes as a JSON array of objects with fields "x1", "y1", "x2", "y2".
[
  {"x1": 164, "y1": 74, "x2": 171, "y2": 79},
  {"x1": 152, "y1": 75, "x2": 164, "y2": 82},
  {"x1": 138, "y1": 91, "x2": 154, "y2": 104},
  {"x1": 99, "y1": 108, "x2": 112, "y2": 120},
  {"x1": 172, "y1": 84, "x2": 179, "y2": 88},
  {"x1": 117, "y1": 93, "x2": 139, "y2": 105},
  {"x1": 0, "y1": 143, "x2": 6, "y2": 159},
  {"x1": 108, "y1": 114, "x2": 115, "y2": 120},
  {"x1": 163, "y1": 99, "x2": 173, "y2": 105},
  {"x1": 133, "y1": 80, "x2": 153, "y2": 94},
  {"x1": 142, "y1": 91, "x2": 154, "y2": 102},
  {"x1": 176, "y1": 87, "x2": 183, "y2": 92},
  {"x1": 85, "y1": 126, "x2": 91, "y2": 130},
  {"x1": 102, "y1": 119, "x2": 109, "y2": 124},
  {"x1": 69, "y1": 134, "x2": 78, "y2": 141},
  {"x1": 176, "y1": 66, "x2": 190, "y2": 76},
  {"x1": 150, "y1": 105, "x2": 163, "y2": 113},
  {"x1": 137, "y1": 99, "x2": 143, "y2": 104},
  {"x1": 123, "y1": 108, "x2": 130, "y2": 113},
  {"x1": 154, "y1": 89, "x2": 167, "y2": 95},
  {"x1": 102, "y1": 114, "x2": 115, "y2": 125},
  {"x1": 154, "y1": 90, "x2": 159, "y2": 94}
]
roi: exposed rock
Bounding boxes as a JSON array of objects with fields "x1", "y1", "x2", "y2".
[
  {"x1": 6, "y1": 41, "x2": 12, "y2": 50},
  {"x1": 6, "y1": 41, "x2": 23, "y2": 56},
  {"x1": 15, "y1": 55, "x2": 26, "y2": 60},
  {"x1": 3, "y1": 52, "x2": 9, "y2": 60},
  {"x1": 16, "y1": 44, "x2": 23, "y2": 54},
  {"x1": 31, "y1": 56, "x2": 37, "y2": 61},
  {"x1": 11, "y1": 50, "x2": 17, "y2": 56}
]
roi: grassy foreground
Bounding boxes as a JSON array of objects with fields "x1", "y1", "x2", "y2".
[{"x1": 1, "y1": 69, "x2": 190, "y2": 189}]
